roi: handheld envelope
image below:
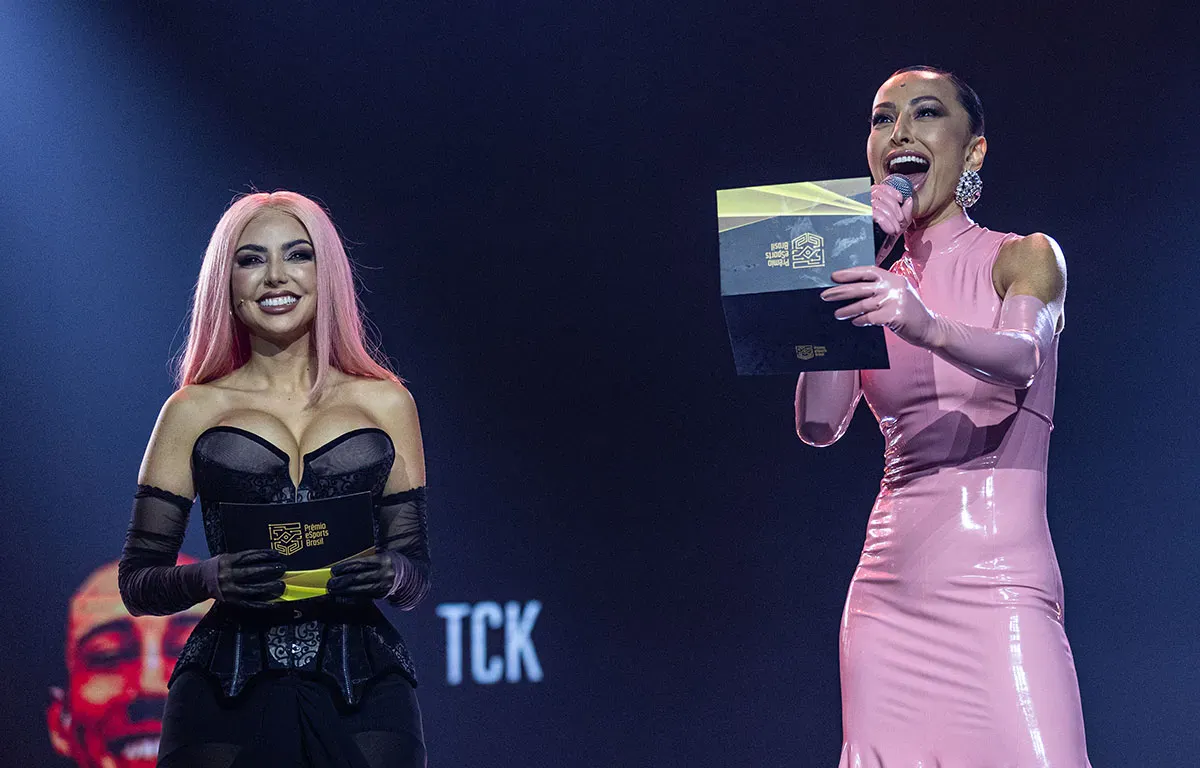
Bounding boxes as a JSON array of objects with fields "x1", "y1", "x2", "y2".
[
  {"x1": 718, "y1": 177, "x2": 890, "y2": 374},
  {"x1": 219, "y1": 492, "x2": 376, "y2": 601}
]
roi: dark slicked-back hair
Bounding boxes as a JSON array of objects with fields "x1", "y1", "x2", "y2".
[{"x1": 892, "y1": 65, "x2": 985, "y2": 137}]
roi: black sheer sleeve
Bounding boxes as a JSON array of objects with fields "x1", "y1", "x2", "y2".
[
  {"x1": 118, "y1": 485, "x2": 216, "y2": 616},
  {"x1": 378, "y1": 486, "x2": 431, "y2": 610}
]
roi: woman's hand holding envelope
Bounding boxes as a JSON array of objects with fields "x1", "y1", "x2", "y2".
[{"x1": 326, "y1": 554, "x2": 397, "y2": 599}]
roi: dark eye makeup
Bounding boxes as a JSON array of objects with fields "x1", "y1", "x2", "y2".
[
  {"x1": 235, "y1": 250, "x2": 313, "y2": 267},
  {"x1": 872, "y1": 105, "x2": 943, "y2": 126}
]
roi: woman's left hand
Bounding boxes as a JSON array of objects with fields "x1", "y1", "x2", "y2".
[
  {"x1": 821, "y1": 266, "x2": 938, "y2": 348},
  {"x1": 327, "y1": 554, "x2": 395, "y2": 599}
]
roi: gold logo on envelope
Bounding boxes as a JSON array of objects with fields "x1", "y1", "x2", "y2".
[
  {"x1": 268, "y1": 522, "x2": 304, "y2": 556},
  {"x1": 796, "y1": 345, "x2": 827, "y2": 361},
  {"x1": 790, "y1": 233, "x2": 824, "y2": 269}
]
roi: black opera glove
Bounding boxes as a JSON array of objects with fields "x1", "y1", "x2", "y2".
[
  {"x1": 327, "y1": 554, "x2": 396, "y2": 599},
  {"x1": 327, "y1": 487, "x2": 431, "y2": 609},
  {"x1": 118, "y1": 485, "x2": 287, "y2": 616},
  {"x1": 119, "y1": 485, "x2": 212, "y2": 617},
  {"x1": 214, "y1": 549, "x2": 287, "y2": 606}
]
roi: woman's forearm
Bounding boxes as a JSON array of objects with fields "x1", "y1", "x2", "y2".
[{"x1": 926, "y1": 293, "x2": 1056, "y2": 389}]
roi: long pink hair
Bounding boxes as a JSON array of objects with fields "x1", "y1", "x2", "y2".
[{"x1": 177, "y1": 191, "x2": 398, "y2": 401}]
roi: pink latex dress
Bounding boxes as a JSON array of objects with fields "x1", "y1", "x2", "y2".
[{"x1": 840, "y1": 212, "x2": 1091, "y2": 766}]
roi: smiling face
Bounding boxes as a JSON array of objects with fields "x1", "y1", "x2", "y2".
[
  {"x1": 230, "y1": 209, "x2": 318, "y2": 345},
  {"x1": 47, "y1": 562, "x2": 207, "y2": 768},
  {"x1": 867, "y1": 70, "x2": 986, "y2": 227}
]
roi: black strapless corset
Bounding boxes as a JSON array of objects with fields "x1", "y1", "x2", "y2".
[{"x1": 171, "y1": 427, "x2": 420, "y2": 705}]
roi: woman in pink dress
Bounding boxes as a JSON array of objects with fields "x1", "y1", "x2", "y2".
[{"x1": 796, "y1": 66, "x2": 1091, "y2": 766}]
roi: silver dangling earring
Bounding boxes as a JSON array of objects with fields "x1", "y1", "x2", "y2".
[{"x1": 955, "y1": 169, "x2": 982, "y2": 208}]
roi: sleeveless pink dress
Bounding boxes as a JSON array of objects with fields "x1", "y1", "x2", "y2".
[{"x1": 843, "y1": 212, "x2": 1091, "y2": 766}]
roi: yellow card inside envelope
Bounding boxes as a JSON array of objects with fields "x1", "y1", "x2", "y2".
[
  {"x1": 271, "y1": 568, "x2": 332, "y2": 602},
  {"x1": 283, "y1": 567, "x2": 333, "y2": 588},
  {"x1": 268, "y1": 547, "x2": 378, "y2": 602},
  {"x1": 275, "y1": 584, "x2": 327, "y2": 601}
]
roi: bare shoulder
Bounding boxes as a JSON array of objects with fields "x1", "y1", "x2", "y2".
[
  {"x1": 345, "y1": 377, "x2": 418, "y2": 423},
  {"x1": 344, "y1": 376, "x2": 421, "y2": 445},
  {"x1": 138, "y1": 383, "x2": 228, "y2": 493},
  {"x1": 999, "y1": 232, "x2": 1064, "y2": 268},
  {"x1": 160, "y1": 383, "x2": 238, "y2": 437},
  {"x1": 346, "y1": 377, "x2": 425, "y2": 490},
  {"x1": 162, "y1": 383, "x2": 222, "y2": 424},
  {"x1": 994, "y1": 232, "x2": 1066, "y2": 302}
]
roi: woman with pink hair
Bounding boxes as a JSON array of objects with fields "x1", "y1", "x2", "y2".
[{"x1": 117, "y1": 192, "x2": 430, "y2": 767}]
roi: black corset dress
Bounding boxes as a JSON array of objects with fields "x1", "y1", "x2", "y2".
[{"x1": 173, "y1": 427, "x2": 420, "y2": 705}]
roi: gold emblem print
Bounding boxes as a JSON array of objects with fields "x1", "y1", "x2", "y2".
[
  {"x1": 795, "y1": 345, "x2": 827, "y2": 360},
  {"x1": 790, "y1": 233, "x2": 825, "y2": 269},
  {"x1": 268, "y1": 522, "x2": 304, "y2": 556}
]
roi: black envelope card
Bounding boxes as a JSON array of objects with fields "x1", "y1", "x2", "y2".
[
  {"x1": 717, "y1": 177, "x2": 890, "y2": 374},
  {"x1": 219, "y1": 491, "x2": 375, "y2": 571}
]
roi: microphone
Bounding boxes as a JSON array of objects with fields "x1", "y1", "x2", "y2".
[{"x1": 875, "y1": 174, "x2": 914, "y2": 270}]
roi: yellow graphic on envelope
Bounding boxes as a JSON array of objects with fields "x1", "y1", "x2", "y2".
[{"x1": 716, "y1": 178, "x2": 872, "y2": 233}]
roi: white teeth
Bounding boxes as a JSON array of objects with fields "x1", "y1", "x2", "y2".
[
  {"x1": 888, "y1": 155, "x2": 929, "y2": 171},
  {"x1": 259, "y1": 295, "x2": 298, "y2": 307},
  {"x1": 120, "y1": 737, "x2": 160, "y2": 760}
]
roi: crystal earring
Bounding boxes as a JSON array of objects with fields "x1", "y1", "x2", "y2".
[{"x1": 955, "y1": 169, "x2": 982, "y2": 209}]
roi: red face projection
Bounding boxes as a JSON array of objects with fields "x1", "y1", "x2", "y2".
[{"x1": 47, "y1": 559, "x2": 209, "y2": 768}]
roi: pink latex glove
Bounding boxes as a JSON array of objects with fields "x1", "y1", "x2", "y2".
[
  {"x1": 792, "y1": 184, "x2": 916, "y2": 447},
  {"x1": 822, "y1": 266, "x2": 1055, "y2": 389},
  {"x1": 871, "y1": 183, "x2": 915, "y2": 262},
  {"x1": 795, "y1": 370, "x2": 862, "y2": 447}
]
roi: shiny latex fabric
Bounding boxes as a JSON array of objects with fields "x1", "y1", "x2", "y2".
[{"x1": 833, "y1": 212, "x2": 1090, "y2": 766}]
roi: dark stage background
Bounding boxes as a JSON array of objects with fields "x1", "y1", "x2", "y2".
[{"x1": 2, "y1": 2, "x2": 1197, "y2": 766}]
